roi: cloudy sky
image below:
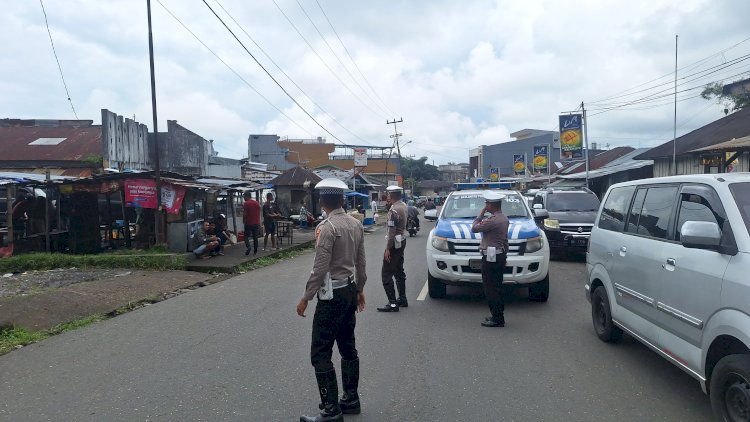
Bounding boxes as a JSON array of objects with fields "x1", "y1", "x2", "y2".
[{"x1": 2, "y1": 0, "x2": 749, "y2": 164}]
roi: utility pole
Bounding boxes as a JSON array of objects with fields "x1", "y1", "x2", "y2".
[
  {"x1": 672, "y1": 34, "x2": 678, "y2": 176},
  {"x1": 146, "y1": 0, "x2": 164, "y2": 245},
  {"x1": 581, "y1": 102, "x2": 590, "y2": 190},
  {"x1": 387, "y1": 118, "x2": 403, "y2": 185}
]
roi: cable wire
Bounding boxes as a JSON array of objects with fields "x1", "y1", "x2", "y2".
[
  {"x1": 271, "y1": 0, "x2": 389, "y2": 121},
  {"x1": 201, "y1": 0, "x2": 350, "y2": 145},
  {"x1": 294, "y1": 0, "x2": 391, "y2": 117},
  {"x1": 314, "y1": 0, "x2": 396, "y2": 117},
  {"x1": 211, "y1": 0, "x2": 370, "y2": 144},
  {"x1": 155, "y1": 0, "x2": 314, "y2": 138},
  {"x1": 39, "y1": 0, "x2": 78, "y2": 119}
]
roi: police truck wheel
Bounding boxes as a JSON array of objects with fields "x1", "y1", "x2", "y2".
[
  {"x1": 528, "y1": 275, "x2": 549, "y2": 302},
  {"x1": 428, "y1": 273, "x2": 446, "y2": 299},
  {"x1": 710, "y1": 355, "x2": 750, "y2": 422},
  {"x1": 591, "y1": 286, "x2": 622, "y2": 343}
]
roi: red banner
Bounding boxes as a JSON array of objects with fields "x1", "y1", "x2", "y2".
[
  {"x1": 124, "y1": 179, "x2": 158, "y2": 209},
  {"x1": 161, "y1": 184, "x2": 186, "y2": 215}
]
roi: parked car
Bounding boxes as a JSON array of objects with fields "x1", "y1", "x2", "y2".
[
  {"x1": 426, "y1": 188, "x2": 550, "y2": 300},
  {"x1": 532, "y1": 187, "x2": 600, "y2": 254},
  {"x1": 585, "y1": 173, "x2": 750, "y2": 421}
]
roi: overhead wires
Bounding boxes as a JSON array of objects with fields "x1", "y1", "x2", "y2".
[{"x1": 38, "y1": 0, "x2": 78, "y2": 119}]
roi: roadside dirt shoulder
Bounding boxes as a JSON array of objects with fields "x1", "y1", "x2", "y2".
[{"x1": 0, "y1": 270, "x2": 217, "y2": 331}]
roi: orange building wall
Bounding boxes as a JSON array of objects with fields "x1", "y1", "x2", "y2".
[{"x1": 279, "y1": 141, "x2": 399, "y2": 174}]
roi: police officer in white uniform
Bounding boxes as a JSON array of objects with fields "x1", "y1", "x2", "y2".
[{"x1": 297, "y1": 178, "x2": 367, "y2": 422}]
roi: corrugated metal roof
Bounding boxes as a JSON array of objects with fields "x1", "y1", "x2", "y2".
[
  {"x1": 0, "y1": 125, "x2": 102, "y2": 161},
  {"x1": 636, "y1": 107, "x2": 750, "y2": 159},
  {"x1": 269, "y1": 166, "x2": 322, "y2": 186},
  {"x1": 690, "y1": 135, "x2": 750, "y2": 152},
  {"x1": 558, "y1": 159, "x2": 653, "y2": 179}
]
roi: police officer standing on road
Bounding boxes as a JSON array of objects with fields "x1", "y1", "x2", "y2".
[
  {"x1": 377, "y1": 185, "x2": 408, "y2": 312},
  {"x1": 297, "y1": 178, "x2": 367, "y2": 422},
  {"x1": 471, "y1": 191, "x2": 510, "y2": 327}
]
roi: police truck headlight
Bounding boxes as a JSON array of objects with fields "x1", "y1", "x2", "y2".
[
  {"x1": 543, "y1": 219, "x2": 560, "y2": 230},
  {"x1": 526, "y1": 236, "x2": 544, "y2": 253},
  {"x1": 431, "y1": 236, "x2": 450, "y2": 252}
]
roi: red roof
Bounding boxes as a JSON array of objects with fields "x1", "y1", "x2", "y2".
[{"x1": 0, "y1": 125, "x2": 102, "y2": 162}]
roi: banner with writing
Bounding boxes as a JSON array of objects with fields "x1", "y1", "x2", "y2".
[
  {"x1": 559, "y1": 114, "x2": 583, "y2": 160},
  {"x1": 533, "y1": 145, "x2": 549, "y2": 172},
  {"x1": 513, "y1": 154, "x2": 526, "y2": 175}
]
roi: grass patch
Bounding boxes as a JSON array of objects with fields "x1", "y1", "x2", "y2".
[
  {"x1": 0, "y1": 314, "x2": 106, "y2": 355},
  {"x1": 237, "y1": 245, "x2": 313, "y2": 272},
  {"x1": 0, "y1": 250, "x2": 186, "y2": 273}
]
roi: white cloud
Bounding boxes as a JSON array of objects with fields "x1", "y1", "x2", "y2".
[{"x1": 2, "y1": 0, "x2": 749, "y2": 164}]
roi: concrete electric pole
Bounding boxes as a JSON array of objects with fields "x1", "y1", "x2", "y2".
[{"x1": 387, "y1": 118, "x2": 403, "y2": 185}]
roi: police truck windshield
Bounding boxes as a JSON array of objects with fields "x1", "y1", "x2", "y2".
[{"x1": 441, "y1": 193, "x2": 529, "y2": 219}]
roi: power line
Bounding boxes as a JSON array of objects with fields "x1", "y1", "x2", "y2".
[
  {"x1": 211, "y1": 0, "x2": 370, "y2": 144},
  {"x1": 270, "y1": 0, "x2": 389, "y2": 121},
  {"x1": 38, "y1": 0, "x2": 78, "y2": 119},
  {"x1": 200, "y1": 0, "x2": 349, "y2": 145},
  {"x1": 587, "y1": 36, "x2": 750, "y2": 105},
  {"x1": 315, "y1": 0, "x2": 396, "y2": 117},
  {"x1": 587, "y1": 53, "x2": 750, "y2": 106},
  {"x1": 294, "y1": 0, "x2": 391, "y2": 117},
  {"x1": 155, "y1": 0, "x2": 315, "y2": 138}
]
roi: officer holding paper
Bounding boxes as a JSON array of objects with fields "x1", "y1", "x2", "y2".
[
  {"x1": 297, "y1": 178, "x2": 367, "y2": 421},
  {"x1": 471, "y1": 191, "x2": 510, "y2": 327}
]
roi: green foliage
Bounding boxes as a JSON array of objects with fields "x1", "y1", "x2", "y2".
[
  {"x1": 82, "y1": 154, "x2": 103, "y2": 167},
  {"x1": 0, "y1": 251, "x2": 186, "y2": 273},
  {"x1": 401, "y1": 156, "x2": 441, "y2": 181},
  {"x1": 0, "y1": 314, "x2": 106, "y2": 355},
  {"x1": 701, "y1": 82, "x2": 750, "y2": 114}
]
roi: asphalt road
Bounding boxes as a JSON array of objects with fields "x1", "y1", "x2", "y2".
[{"x1": 0, "y1": 218, "x2": 714, "y2": 421}]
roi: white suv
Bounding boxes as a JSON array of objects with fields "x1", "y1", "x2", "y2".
[{"x1": 585, "y1": 173, "x2": 750, "y2": 421}]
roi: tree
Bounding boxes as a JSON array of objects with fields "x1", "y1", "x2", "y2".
[
  {"x1": 701, "y1": 82, "x2": 750, "y2": 114},
  {"x1": 400, "y1": 156, "x2": 441, "y2": 181}
]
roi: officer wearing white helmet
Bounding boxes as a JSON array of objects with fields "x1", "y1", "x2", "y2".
[
  {"x1": 297, "y1": 178, "x2": 367, "y2": 421},
  {"x1": 378, "y1": 184, "x2": 409, "y2": 312},
  {"x1": 471, "y1": 190, "x2": 510, "y2": 327}
]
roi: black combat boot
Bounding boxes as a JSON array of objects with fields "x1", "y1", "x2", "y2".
[
  {"x1": 339, "y1": 358, "x2": 361, "y2": 414},
  {"x1": 395, "y1": 279, "x2": 408, "y2": 307},
  {"x1": 300, "y1": 369, "x2": 343, "y2": 422}
]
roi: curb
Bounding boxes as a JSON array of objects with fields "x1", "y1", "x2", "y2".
[{"x1": 184, "y1": 239, "x2": 317, "y2": 274}]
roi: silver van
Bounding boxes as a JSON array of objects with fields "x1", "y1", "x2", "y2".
[{"x1": 585, "y1": 173, "x2": 750, "y2": 421}]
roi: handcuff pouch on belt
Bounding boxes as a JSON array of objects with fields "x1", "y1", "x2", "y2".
[
  {"x1": 482, "y1": 246, "x2": 505, "y2": 263},
  {"x1": 318, "y1": 275, "x2": 354, "y2": 300}
]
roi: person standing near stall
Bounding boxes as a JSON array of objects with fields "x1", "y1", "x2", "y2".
[
  {"x1": 471, "y1": 191, "x2": 510, "y2": 327},
  {"x1": 297, "y1": 178, "x2": 367, "y2": 422},
  {"x1": 242, "y1": 191, "x2": 261, "y2": 256},
  {"x1": 262, "y1": 192, "x2": 282, "y2": 251}
]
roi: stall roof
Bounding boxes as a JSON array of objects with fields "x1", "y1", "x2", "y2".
[
  {"x1": 690, "y1": 135, "x2": 750, "y2": 153},
  {"x1": 0, "y1": 171, "x2": 74, "y2": 186}
]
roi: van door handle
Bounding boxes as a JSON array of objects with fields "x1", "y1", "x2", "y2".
[{"x1": 666, "y1": 258, "x2": 676, "y2": 266}]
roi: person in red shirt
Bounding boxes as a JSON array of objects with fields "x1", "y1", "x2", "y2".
[{"x1": 243, "y1": 191, "x2": 261, "y2": 255}]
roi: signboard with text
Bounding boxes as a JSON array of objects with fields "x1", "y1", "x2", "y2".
[
  {"x1": 124, "y1": 179, "x2": 158, "y2": 209},
  {"x1": 353, "y1": 148, "x2": 368, "y2": 167},
  {"x1": 533, "y1": 145, "x2": 549, "y2": 173},
  {"x1": 513, "y1": 154, "x2": 526, "y2": 176},
  {"x1": 489, "y1": 167, "x2": 499, "y2": 181},
  {"x1": 559, "y1": 114, "x2": 583, "y2": 160}
]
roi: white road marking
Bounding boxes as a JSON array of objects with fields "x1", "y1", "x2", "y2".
[{"x1": 417, "y1": 280, "x2": 429, "y2": 301}]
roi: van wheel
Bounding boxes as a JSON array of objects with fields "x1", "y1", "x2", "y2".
[
  {"x1": 591, "y1": 286, "x2": 622, "y2": 342},
  {"x1": 528, "y1": 275, "x2": 549, "y2": 302},
  {"x1": 428, "y1": 273, "x2": 446, "y2": 299},
  {"x1": 710, "y1": 354, "x2": 750, "y2": 422}
]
